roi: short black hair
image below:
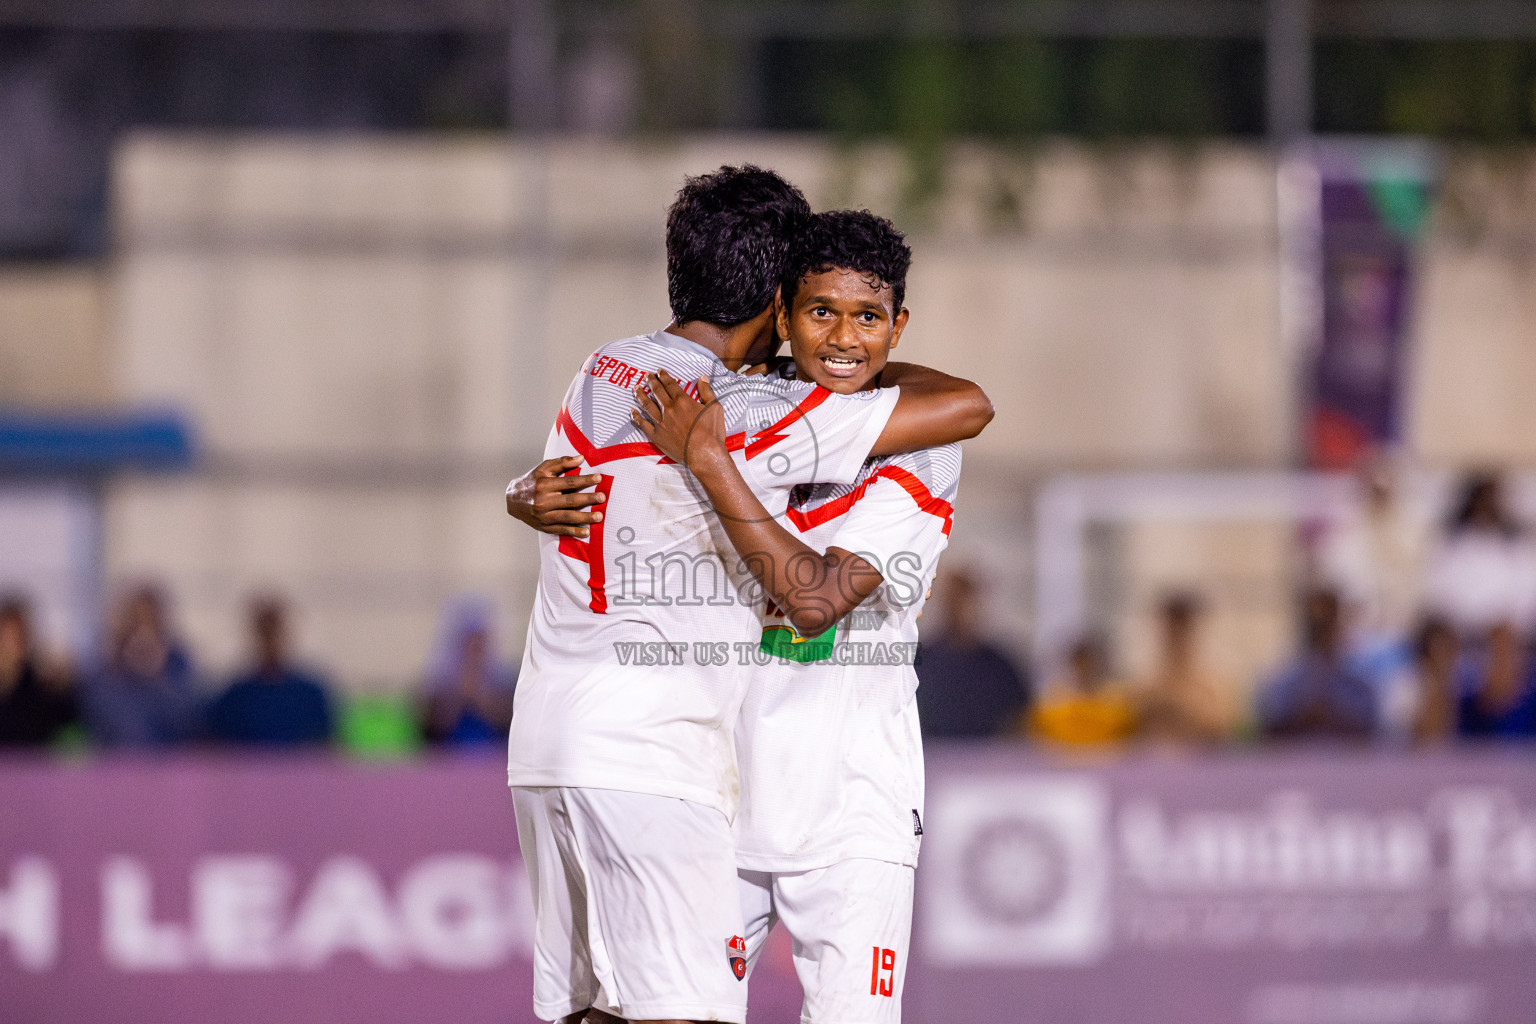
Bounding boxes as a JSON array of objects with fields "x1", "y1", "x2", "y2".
[
  {"x1": 666, "y1": 165, "x2": 811, "y2": 327},
  {"x1": 781, "y1": 209, "x2": 912, "y2": 312}
]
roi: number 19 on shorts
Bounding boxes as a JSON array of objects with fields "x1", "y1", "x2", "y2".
[{"x1": 869, "y1": 946, "x2": 896, "y2": 997}]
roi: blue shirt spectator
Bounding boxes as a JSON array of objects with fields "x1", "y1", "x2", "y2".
[
  {"x1": 421, "y1": 597, "x2": 515, "y2": 747},
  {"x1": 1257, "y1": 588, "x2": 1377, "y2": 741},
  {"x1": 1456, "y1": 622, "x2": 1536, "y2": 740},
  {"x1": 915, "y1": 569, "x2": 1030, "y2": 738},
  {"x1": 81, "y1": 586, "x2": 203, "y2": 747},
  {"x1": 206, "y1": 671, "x2": 332, "y2": 745},
  {"x1": 206, "y1": 596, "x2": 334, "y2": 747}
]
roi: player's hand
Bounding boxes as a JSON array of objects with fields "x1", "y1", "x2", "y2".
[
  {"x1": 505, "y1": 456, "x2": 605, "y2": 538},
  {"x1": 631, "y1": 370, "x2": 727, "y2": 474}
]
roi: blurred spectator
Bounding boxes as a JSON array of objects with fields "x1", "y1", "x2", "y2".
[
  {"x1": 81, "y1": 585, "x2": 203, "y2": 748},
  {"x1": 206, "y1": 596, "x2": 334, "y2": 747},
  {"x1": 0, "y1": 595, "x2": 78, "y2": 747},
  {"x1": 1024, "y1": 637, "x2": 1136, "y2": 748},
  {"x1": 1456, "y1": 621, "x2": 1536, "y2": 740},
  {"x1": 1133, "y1": 592, "x2": 1235, "y2": 747},
  {"x1": 915, "y1": 569, "x2": 1030, "y2": 738},
  {"x1": 1314, "y1": 459, "x2": 1427, "y2": 647},
  {"x1": 1409, "y1": 617, "x2": 1460, "y2": 745},
  {"x1": 1315, "y1": 460, "x2": 1427, "y2": 739},
  {"x1": 1423, "y1": 472, "x2": 1536, "y2": 637},
  {"x1": 420, "y1": 598, "x2": 515, "y2": 746},
  {"x1": 1256, "y1": 588, "x2": 1377, "y2": 741}
]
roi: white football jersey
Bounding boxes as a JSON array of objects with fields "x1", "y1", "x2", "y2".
[
  {"x1": 732, "y1": 442, "x2": 961, "y2": 872},
  {"x1": 507, "y1": 329, "x2": 900, "y2": 817}
]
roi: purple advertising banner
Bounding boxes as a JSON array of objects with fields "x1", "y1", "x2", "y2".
[
  {"x1": 916, "y1": 746, "x2": 1536, "y2": 1024},
  {"x1": 0, "y1": 753, "x2": 804, "y2": 1024},
  {"x1": 0, "y1": 754, "x2": 537, "y2": 1023},
  {"x1": 1303, "y1": 144, "x2": 1436, "y2": 470},
  {"x1": 5, "y1": 750, "x2": 1536, "y2": 1024}
]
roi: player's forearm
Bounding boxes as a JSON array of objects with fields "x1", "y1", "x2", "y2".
[
  {"x1": 691, "y1": 454, "x2": 868, "y2": 637},
  {"x1": 632, "y1": 368, "x2": 880, "y2": 633},
  {"x1": 870, "y1": 362, "x2": 994, "y2": 455}
]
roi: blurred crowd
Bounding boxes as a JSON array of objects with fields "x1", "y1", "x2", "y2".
[
  {"x1": 919, "y1": 468, "x2": 1536, "y2": 751},
  {"x1": 0, "y1": 588, "x2": 516, "y2": 754},
  {"x1": 4, "y1": 468, "x2": 1536, "y2": 756}
]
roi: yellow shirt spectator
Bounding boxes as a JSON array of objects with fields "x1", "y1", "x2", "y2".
[
  {"x1": 1023, "y1": 638, "x2": 1136, "y2": 748},
  {"x1": 1028, "y1": 689, "x2": 1137, "y2": 746}
]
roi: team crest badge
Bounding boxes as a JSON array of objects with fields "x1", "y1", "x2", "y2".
[{"x1": 726, "y1": 935, "x2": 747, "y2": 980}]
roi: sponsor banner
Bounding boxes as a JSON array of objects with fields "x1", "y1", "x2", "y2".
[
  {"x1": 8, "y1": 750, "x2": 1536, "y2": 1023},
  {"x1": 1303, "y1": 142, "x2": 1437, "y2": 469},
  {"x1": 0, "y1": 754, "x2": 804, "y2": 1024},
  {"x1": 916, "y1": 746, "x2": 1536, "y2": 1024}
]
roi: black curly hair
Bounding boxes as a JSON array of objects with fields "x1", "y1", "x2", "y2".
[
  {"x1": 780, "y1": 209, "x2": 912, "y2": 312},
  {"x1": 665, "y1": 165, "x2": 812, "y2": 327}
]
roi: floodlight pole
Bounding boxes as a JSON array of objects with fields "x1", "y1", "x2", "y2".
[
  {"x1": 506, "y1": 0, "x2": 558, "y2": 461},
  {"x1": 1266, "y1": 0, "x2": 1312, "y2": 142},
  {"x1": 508, "y1": 0, "x2": 558, "y2": 132},
  {"x1": 1267, "y1": 0, "x2": 1319, "y2": 470}
]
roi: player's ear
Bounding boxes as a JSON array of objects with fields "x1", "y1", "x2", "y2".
[
  {"x1": 774, "y1": 285, "x2": 790, "y2": 335},
  {"x1": 890, "y1": 307, "x2": 909, "y2": 349}
]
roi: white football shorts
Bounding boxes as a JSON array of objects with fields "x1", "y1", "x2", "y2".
[
  {"x1": 739, "y1": 859, "x2": 915, "y2": 1024},
  {"x1": 512, "y1": 786, "x2": 749, "y2": 1023}
]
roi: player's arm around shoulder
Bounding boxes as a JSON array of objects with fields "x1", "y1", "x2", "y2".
[{"x1": 870, "y1": 362, "x2": 993, "y2": 456}]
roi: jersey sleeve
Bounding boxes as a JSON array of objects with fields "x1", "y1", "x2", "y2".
[
  {"x1": 825, "y1": 445, "x2": 960, "y2": 585},
  {"x1": 748, "y1": 385, "x2": 899, "y2": 490}
]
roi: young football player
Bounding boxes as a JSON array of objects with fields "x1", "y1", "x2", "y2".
[
  {"x1": 523, "y1": 208, "x2": 977, "y2": 1024},
  {"x1": 632, "y1": 209, "x2": 956, "y2": 1024},
  {"x1": 505, "y1": 171, "x2": 990, "y2": 1024}
]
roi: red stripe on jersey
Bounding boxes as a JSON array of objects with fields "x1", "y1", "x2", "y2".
[
  {"x1": 556, "y1": 472, "x2": 614, "y2": 612},
  {"x1": 713, "y1": 386, "x2": 833, "y2": 460},
  {"x1": 880, "y1": 465, "x2": 956, "y2": 536},
  {"x1": 551, "y1": 384, "x2": 851, "y2": 611},
  {"x1": 736, "y1": 387, "x2": 832, "y2": 460},
  {"x1": 785, "y1": 464, "x2": 954, "y2": 536},
  {"x1": 569, "y1": 383, "x2": 834, "y2": 466},
  {"x1": 557, "y1": 405, "x2": 664, "y2": 466}
]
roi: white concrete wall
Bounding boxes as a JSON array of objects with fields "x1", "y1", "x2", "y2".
[
  {"x1": 0, "y1": 265, "x2": 107, "y2": 408},
  {"x1": 89, "y1": 134, "x2": 1536, "y2": 692}
]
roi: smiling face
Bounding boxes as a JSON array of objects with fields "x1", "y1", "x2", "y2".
[{"x1": 776, "y1": 268, "x2": 909, "y2": 394}]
